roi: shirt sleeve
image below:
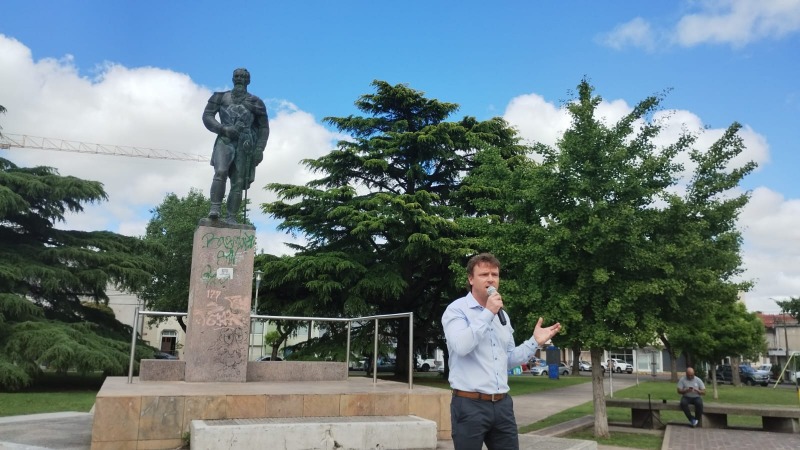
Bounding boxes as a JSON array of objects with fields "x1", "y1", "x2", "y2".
[
  {"x1": 442, "y1": 301, "x2": 495, "y2": 356},
  {"x1": 506, "y1": 337, "x2": 539, "y2": 369}
]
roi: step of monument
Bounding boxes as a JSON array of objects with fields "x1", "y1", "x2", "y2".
[{"x1": 191, "y1": 415, "x2": 438, "y2": 450}]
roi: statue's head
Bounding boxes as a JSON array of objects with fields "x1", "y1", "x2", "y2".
[{"x1": 232, "y1": 68, "x2": 251, "y2": 87}]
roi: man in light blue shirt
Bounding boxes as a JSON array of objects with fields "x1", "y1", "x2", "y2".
[{"x1": 442, "y1": 253, "x2": 562, "y2": 449}]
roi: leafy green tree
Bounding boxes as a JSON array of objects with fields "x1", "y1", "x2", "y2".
[
  {"x1": 673, "y1": 301, "x2": 765, "y2": 398},
  {"x1": 0, "y1": 157, "x2": 156, "y2": 390},
  {"x1": 653, "y1": 123, "x2": 755, "y2": 380},
  {"x1": 139, "y1": 189, "x2": 209, "y2": 331},
  {"x1": 468, "y1": 79, "x2": 703, "y2": 437},
  {"x1": 260, "y1": 81, "x2": 524, "y2": 374},
  {"x1": 776, "y1": 296, "x2": 800, "y2": 320}
]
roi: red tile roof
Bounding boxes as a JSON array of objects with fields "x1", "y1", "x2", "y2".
[{"x1": 757, "y1": 312, "x2": 798, "y2": 328}]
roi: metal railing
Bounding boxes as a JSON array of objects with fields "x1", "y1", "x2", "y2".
[{"x1": 128, "y1": 307, "x2": 415, "y2": 388}]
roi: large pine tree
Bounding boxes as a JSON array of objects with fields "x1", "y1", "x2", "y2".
[
  {"x1": 0, "y1": 156, "x2": 155, "y2": 390},
  {"x1": 259, "y1": 81, "x2": 526, "y2": 372}
]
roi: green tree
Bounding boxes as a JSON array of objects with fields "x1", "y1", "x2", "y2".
[
  {"x1": 260, "y1": 81, "x2": 524, "y2": 373},
  {"x1": 471, "y1": 79, "x2": 700, "y2": 437},
  {"x1": 653, "y1": 123, "x2": 755, "y2": 380},
  {"x1": 139, "y1": 189, "x2": 209, "y2": 332},
  {"x1": 0, "y1": 157, "x2": 156, "y2": 390},
  {"x1": 673, "y1": 301, "x2": 766, "y2": 398},
  {"x1": 776, "y1": 296, "x2": 800, "y2": 320}
]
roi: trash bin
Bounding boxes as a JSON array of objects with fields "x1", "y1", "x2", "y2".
[{"x1": 546, "y1": 345, "x2": 560, "y2": 380}]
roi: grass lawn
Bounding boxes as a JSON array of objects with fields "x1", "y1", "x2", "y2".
[
  {"x1": 0, "y1": 372, "x2": 105, "y2": 417},
  {"x1": 521, "y1": 379, "x2": 800, "y2": 450},
  {"x1": 411, "y1": 371, "x2": 592, "y2": 395}
]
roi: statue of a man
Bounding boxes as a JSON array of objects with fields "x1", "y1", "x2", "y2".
[{"x1": 202, "y1": 68, "x2": 269, "y2": 223}]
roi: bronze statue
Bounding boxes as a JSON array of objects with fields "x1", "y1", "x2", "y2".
[{"x1": 202, "y1": 68, "x2": 269, "y2": 223}]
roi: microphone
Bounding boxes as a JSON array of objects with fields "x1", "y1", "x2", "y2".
[{"x1": 487, "y1": 286, "x2": 506, "y2": 325}]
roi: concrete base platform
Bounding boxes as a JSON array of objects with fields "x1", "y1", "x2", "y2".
[
  {"x1": 191, "y1": 415, "x2": 437, "y2": 450},
  {"x1": 91, "y1": 376, "x2": 451, "y2": 449}
]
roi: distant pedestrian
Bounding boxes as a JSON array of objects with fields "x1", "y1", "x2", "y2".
[{"x1": 677, "y1": 367, "x2": 705, "y2": 427}]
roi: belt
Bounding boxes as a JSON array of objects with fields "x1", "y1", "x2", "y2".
[{"x1": 452, "y1": 389, "x2": 507, "y2": 402}]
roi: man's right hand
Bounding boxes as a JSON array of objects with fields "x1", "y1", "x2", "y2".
[
  {"x1": 222, "y1": 126, "x2": 239, "y2": 140},
  {"x1": 486, "y1": 290, "x2": 503, "y2": 315}
]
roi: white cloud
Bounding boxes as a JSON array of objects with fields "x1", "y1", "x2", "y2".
[
  {"x1": 740, "y1": 187, "x2": 800, "y2": 312},
  {"x1": 0, "y1": 34, "x2": 340, "y2": 250},
  {"x1": 504, "y1": 90, "x2": 797, "y2": 313},
  {"x1": 675, "y1": 0, "x2": 800, "y2": 47},
  {"x1": 597, "y1": 17, "x2": 658, "y2": 52},
  {"x1": 599, "y1": 0, "x2": 800, "y2": 50},
  {"x1": 503, "y1": 93, "x2": 571, "y2": 149}
]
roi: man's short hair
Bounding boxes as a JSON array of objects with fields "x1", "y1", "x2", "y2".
[{"x1": 466, "y1": 253, "x2": 501, "y2": 275}]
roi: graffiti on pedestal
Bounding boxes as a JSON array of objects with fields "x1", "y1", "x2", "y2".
[
  {"x1": 192, "y1": 290, "x2": 250, "y2": 374},
  {"x1": 190, "y1": 228, "x2": 256, "y2": 376},
  {"x1": 202, "y1": 230, "x2": 256, "y2": 266}
]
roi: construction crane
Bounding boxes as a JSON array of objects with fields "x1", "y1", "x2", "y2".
[{"x1": 0, "y1": 133, "x2": 209, "y2": 163}]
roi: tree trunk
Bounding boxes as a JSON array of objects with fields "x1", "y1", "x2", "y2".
[
  {"x1": 396, "y1": 326, "x2": 410, "y2": 377},
  {"x1": 710, "y1": 365, "x2": 719, "y2": 400},
  {"x1": 177, "y1": 316, "x2": 187, "y2": 333},
  {"x1": 660, "y1": 333, "x2": 679, "y2": 382},
  {"x1": 591, "y1": 347, "x2": 610, "y2": 438},
  {"x1": 731, "y1": 356, "x2": 741, "y2": 386},
  {"x1": 571, "y1": 344, "x2": 582, "y2": 374}
]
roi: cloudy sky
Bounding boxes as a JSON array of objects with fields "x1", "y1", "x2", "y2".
[{"x1": 1, "y1": 1, "x2": 798, "y2": 313}]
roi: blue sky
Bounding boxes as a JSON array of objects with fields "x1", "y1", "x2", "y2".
[{"x1": 1, "y1": 1, "x2": 799, "y2": 313}]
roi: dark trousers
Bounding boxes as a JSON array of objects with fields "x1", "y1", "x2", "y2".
[
  {"x1": 450, "y1": 395, "x2": 518, "y2": 450},
  {"x1": 680, "y1": 396, "x2": 703, "y2": 422}
]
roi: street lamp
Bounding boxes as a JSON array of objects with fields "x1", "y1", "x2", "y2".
[
  {"x1": 252, "y1": 269, "x2": 264, "y2": 360},
  {"x1": 253, "y1": 270, "x2": 263, "y2": 314}
]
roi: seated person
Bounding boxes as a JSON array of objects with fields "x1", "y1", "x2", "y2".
[{"x1": 677, "y1": 367, "x2": 706, "y2": 427}]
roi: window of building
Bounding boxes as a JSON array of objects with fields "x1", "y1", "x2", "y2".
[{"x1": 161, "y1": 330, "x2": 178, "y2": 355}]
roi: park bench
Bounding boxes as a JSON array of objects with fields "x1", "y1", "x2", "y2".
[{"x1": 606, "y1": 398, "x2": 800, "y2": 433}]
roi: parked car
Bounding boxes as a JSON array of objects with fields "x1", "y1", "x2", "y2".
[
  {"x1": 153, "y1": 351, "x2": 177, "y2": 360},
  {"x1": 349, "y1": 358, "x2": 367, "y2": 371},
  {"x1": 256, "y1": 355, "x2": 283, "y2": 361},
  {"x1": 601, "y1": 358, "x2": 632, "y2": 374},
  {"x1": 714, "y1": 364, "x2": 769, "y2": 386},
  {"x1": 527, "y1": 357, "x2": 542, "y2": 369},
  {"x1": 578, "y1": 360, "x2": 592, "y2": 371},
  {"x1": 416, "y1": 356, "x2": 436, "y2": 372},
  {"x1": 365, "y1": 357, "x2": 396, "y2": 373},
  {"x1": 529, "y1": 362, "x2": 571, "y2": 376}
]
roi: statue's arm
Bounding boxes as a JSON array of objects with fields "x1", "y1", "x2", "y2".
[
  {"x1": 204, "y1": 93, "x2": 239, "y2": 140},
  {"x1": 202, "y1": 92, "x2": 225, "y2": 135},
  {"x1": 254, "y1": 99, "x2": 270, "y2": 165}
]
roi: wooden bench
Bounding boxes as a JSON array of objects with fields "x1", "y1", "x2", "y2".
[{"x1": 606, "y1": 398, "x2": 800, "y2": 433}]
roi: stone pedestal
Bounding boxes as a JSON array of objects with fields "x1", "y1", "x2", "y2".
[{"x1": 184, "y1": 224, "x2": 256, "y2": 382}]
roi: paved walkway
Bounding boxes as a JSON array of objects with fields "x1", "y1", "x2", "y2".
[{"x1": 2, "y1": 374, "x2": 799, "y2": 449}]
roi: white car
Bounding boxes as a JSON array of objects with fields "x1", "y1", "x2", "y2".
[
  {"x1": 601, "y1": 358, "x2": 633, "y2": 374},
  {"x1": 529, "y1": 362, "x2": 571, "y2": 376},
  {"x1": 416, "y1": 356, "x2": 436, "y2": 372}
]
